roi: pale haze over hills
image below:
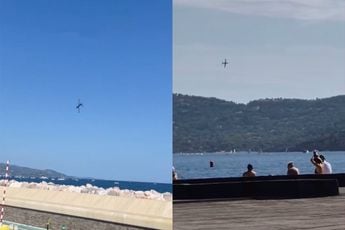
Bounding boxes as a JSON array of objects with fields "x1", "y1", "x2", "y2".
[{"x1": 174, "y1": 0, "x2": 345, "y2": 103}]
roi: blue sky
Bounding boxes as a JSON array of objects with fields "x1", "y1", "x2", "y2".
[
  {"x1": 174, "y1": 0, "x2": 345, "y2": 103},
  {"x1": 0, "y1": 0, "x2": 172, "y2": 183}
]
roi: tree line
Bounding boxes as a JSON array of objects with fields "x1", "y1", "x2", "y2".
[{"x1": 173, "y1": 94, "x2": 345, "y2": 153}]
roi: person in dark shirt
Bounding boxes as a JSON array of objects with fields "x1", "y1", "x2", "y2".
[{"x1": 243, "y1": 164, "x2": 256, "y2": 177}]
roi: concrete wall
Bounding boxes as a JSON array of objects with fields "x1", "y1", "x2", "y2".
[{"x1": 2, "y1": 187, "x2": 172, "y2": 230}]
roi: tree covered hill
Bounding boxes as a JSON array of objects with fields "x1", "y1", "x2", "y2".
[
  {"x1": 173, "y1": 94, "x2": 345, "y2": 153},
  {"x1": 0, "y1": 163, "x2": 67, "y2": 178}
]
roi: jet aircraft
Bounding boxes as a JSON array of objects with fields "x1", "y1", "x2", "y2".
[{"x1": 222, "y1": 58, "x2": 229, "y2": 68}]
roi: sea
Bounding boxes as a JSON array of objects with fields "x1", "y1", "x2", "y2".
[
  {"x1": 173, "y1": 151, "x2": 345, "y2": 179},
  {"x1": 5, "y1": 177, "x2": 172, "y2": 193}
]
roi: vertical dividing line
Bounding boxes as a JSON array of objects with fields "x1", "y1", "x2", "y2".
[{"x1": 0, "y1": 160, "x2": 9, "y2": 226}]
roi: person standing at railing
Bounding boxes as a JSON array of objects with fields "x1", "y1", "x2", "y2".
[
  {"x1": 287, "y1": 162, "x2": 299, "y2": 175},
  {"x1": 319, "y1": 154, "x2": 332, "y2": 174},
  {"x1": 242, "y1": 164, "x2": 256, "y2": 177},
  {"x1": 310, "y1": 151, "x2": 323, "y2": 174}
]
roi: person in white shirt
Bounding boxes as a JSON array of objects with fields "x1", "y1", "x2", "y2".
[{"x1": 319, "y1": 154, "x2": 332, "y2": 174}]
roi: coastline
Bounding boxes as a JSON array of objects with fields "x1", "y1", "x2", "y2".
[{"x1": 1, "y1": 185, "x2": 172, "y2": 230}]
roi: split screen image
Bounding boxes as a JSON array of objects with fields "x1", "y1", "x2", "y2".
[{"x1": 1, "y1": 1, "x2": 345, "y2": 230}]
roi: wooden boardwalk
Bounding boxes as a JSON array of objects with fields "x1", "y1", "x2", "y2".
[{"x1": 174, "y1": 188, "x2": 345, "y2": 230}]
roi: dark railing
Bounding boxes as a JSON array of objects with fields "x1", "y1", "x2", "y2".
[{"x1": 173, "y1": 173, "x2": 345, "y2": 200}]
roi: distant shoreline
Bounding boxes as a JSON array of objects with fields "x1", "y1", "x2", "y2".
[
  {"x1": 0, "y1": 175, "x2": 172, "y2": 193},
  {"x1": 173, "y1": 150, "x2": 345, "y2": 155}
]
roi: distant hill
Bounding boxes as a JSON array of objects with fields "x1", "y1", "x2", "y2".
[
  {"x1": 173, "y1": 94, "x2": 345, "y2": 153},
  {"x1": 0, "y1": 163, "x2": 67, "y2": 178}
]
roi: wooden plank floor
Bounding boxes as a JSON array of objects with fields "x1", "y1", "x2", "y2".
[{"x1": 174, "y1": 188, "x2": 345, "y2": 230}]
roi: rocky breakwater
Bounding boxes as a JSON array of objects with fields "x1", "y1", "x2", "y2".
[{"x1": 0, "y1": 180, "x2": 172, "y2": 201}]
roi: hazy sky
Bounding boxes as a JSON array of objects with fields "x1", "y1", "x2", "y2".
[
  {"x1": 0, "y1": 0, "x2": 172, "y2": 183},
  {"x1": 174, "y1": 0, "x2": 345, "y2": 103}
]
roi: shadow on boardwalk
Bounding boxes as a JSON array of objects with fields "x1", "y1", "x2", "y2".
[{"x1": 174, "y1": 188, "x2": 345, "y2": 230}]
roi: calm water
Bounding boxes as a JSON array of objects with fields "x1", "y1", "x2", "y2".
[
  {"x1": 173, "y1": 151, "x2": 345, "y2": 179},
  {"x1": 6, "y1": 177, "x2": 172, "y2": 193}
]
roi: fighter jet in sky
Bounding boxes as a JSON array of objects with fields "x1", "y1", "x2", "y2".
[
  {"x1": 222, "y1": 58, "x2": 229, "y2": 68},
  {"x1": 76, "y1": 99, "x2": 83, "y2": 113}
]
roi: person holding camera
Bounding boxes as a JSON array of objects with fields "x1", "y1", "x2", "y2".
[{"x1": 310, "y1": 150, "x2": 323, "y2": 174}]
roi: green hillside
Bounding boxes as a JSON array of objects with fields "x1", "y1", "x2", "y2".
[
  {"x1": 173, "y1": 94, "x2": 345, "y2": 153},
  {"x1": 0, "y1": 163, "x2": 67, "y2": 178}
]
